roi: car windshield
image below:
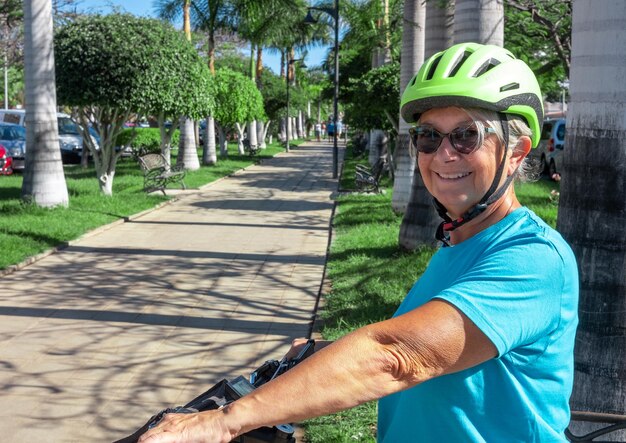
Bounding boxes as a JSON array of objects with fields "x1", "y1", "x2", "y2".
[
  {"x1": 0, "y1": 125, "x2": 26, "y2": 141},
  {"x1": 58, "y1": 117, "x2": 81, "y2": 135}
]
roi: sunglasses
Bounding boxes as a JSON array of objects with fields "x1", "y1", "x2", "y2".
[{"x1": 409, "y1": 124, "x2": 496, "y2": 155}]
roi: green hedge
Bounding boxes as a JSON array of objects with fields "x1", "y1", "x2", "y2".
[{"x1": 117, "y1": 127, "x2": 180, "y2": 156}]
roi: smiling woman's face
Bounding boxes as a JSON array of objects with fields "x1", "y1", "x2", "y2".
[{"x1": 417, "y1": 107, "x2": 503, "y2": 219}]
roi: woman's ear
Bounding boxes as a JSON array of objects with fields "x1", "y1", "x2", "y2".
[{"x1": 508, "y1": 135, "x2": 532, "y2": 174}]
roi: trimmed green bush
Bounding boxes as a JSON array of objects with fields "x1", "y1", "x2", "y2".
[{"x1": 117, "y1": 128, "x2": 180, "y2": 157}]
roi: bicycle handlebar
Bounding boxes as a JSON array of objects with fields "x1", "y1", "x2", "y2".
[{"x1": 113, "y1": 339, "x2": 316, "y2": 443}]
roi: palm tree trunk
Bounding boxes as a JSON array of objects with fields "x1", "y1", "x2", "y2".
[
  {"x1": 21, "y1": 0, "x2": 68, "y2": 208},
  {"x1": 256, "y1": 45, "x2": 263, "y2": 86},
  {"x1": 178, "y1": 117, "x2": 200, "y2": 170},
  {"x1": 396, "y1": 0, "x2": 441, "y2": 249},
  {"x1": 203, "y1": 116, "x2": 217, "y2": 165},
  {"x1": 392, "y1": 0, "x2": 424, "y2": 214},
  {"x1": 454, "y1": 0, "x2": 503, "y2": 46},
  {"x1": 183, "y1": 0, "x2": 191, "y2": 41},
  {"x1": 426, "y1": 0, "x2": 454, "y2": 58},
  {"x1": 247, "y1": 120, "x2": 258, "y2": 148},
  {"x1": 257, "y1": 120, "x2": 266, "y2": 149},
  {"x1": 558, "y1": 1, "x2": 626, "y2": 439}
]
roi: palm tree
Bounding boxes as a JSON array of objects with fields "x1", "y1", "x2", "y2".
[
  {"x1": 425, "y1": 0, "x2": 454, "y2": 58},
  {"x1": 391, "y1": 0, "x2": 424, "y2": 215},
  {"x1": 557, "y1": 0, "x2": 626, "y2": 438},
  {"x1": 21, "y1": 0, "x2": 68, "y2": 208},
  {"x1": 236, "y1": 0, "x2": 309, "y2": 149},
  {"x1": 397, "y1": 0, "x2": 457, "y2": 249},
  {"x1": 454, "y1": 0, "x2": 503, "y2": 46},
  {"x1": 154, "y1": 0, "x2": 201, "y2": 170}
]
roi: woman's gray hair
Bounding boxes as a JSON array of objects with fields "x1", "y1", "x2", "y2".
[
  {"x1": 463, "y1": 108, "x2": 538, "y2": 182},
  {"x1": 412, "y1": 107, "x2": 539, "y2": 182}
]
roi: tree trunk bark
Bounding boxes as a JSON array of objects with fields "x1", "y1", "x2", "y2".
[
  {"x1": 426, "y1": 0, "x2": 454, "y2": 58},
  {"x1": 279, "y1": 118, "x2": 286, "y2": 142},
  {"x1": 454, "y1": 0, "x2": 503, "y2": 46},
  {"x1": 558, "y1": 1, "x2": 626, "y2": 439},
  {"x1": 397, "y1": 0, "x2": 441, "y2": 247},
  {"x1": 392, "y1": 0, "x2": 424, "y2": 215},
  {"x1": 257, "y1": 120, "x2": 266, "y2": 149},
  {"x1": 297, "y1": 111, "x2": 304, "y2": 139},
  {"x1": 203, "y1": 116, "x2": 217, "y2": 165},
  {"x1": 178, "y1": 117, "x2": 200, "y2": 170},
  {"x1": 21, "y1": 0, "x2": 68, "y2": 207},
  {"x1": 262, "y1": 120, "x2": 271, "y2": 148},
  {"x1": 247, "y1": 120, "x2": 258, "y2": 148}
]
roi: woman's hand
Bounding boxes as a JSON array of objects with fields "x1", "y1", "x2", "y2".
[{"x1": 137, "y1": 409, "x2": 234, "y2": 443}]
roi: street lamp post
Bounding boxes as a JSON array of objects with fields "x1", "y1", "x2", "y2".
[{"x1": 305, "y1": 0, "x2": 340, "y2": 178}]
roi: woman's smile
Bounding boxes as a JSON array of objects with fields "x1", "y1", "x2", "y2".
[{"x1": 435, "y1": 171, "x2": 472, "y2": 180}]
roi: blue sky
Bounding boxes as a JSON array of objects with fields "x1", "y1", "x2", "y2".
[{"x1": 75, "y1": 0, "x2": 329, "y2": 74}]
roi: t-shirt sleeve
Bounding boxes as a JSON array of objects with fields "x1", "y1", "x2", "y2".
[{"x1": 434, "y1": 239, "x2": 566, "y2": 356}]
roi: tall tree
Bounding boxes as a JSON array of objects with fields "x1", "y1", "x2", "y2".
[
  {"x1": 21, "y1": 0, "x2": 68, "y2": 208},
  {"x1": 454, "y1": 0, "x2": 504, "y2": 46},
  {"x1": 558, "y1": 0, "x2": 626, "y2": 439},
  {"x1": 391, "y1": 0, "x2": 424, "y2": 215},
  {"x1": 425, "y1": 0, "x2": 454, "y2": 58},
  {"x1": 55, "y1": 14, "x2": 214, "y2": 195},
  {"x1": 397, "y1": 0, "x2": 453, "y2": 248}
]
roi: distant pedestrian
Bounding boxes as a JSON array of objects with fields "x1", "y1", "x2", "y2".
[
  {"x1": 336, "y1": 121, "x2": 343, "y2": 140},
  {"x1": 314, "y1": 122, "x2": 322, "y2": 142},
  {"x1": 327, "y1": 121, "x2": 335, "y2": 140},
  {"x1": 321, "y1": 122, "x2": 327, "y2": 140}
]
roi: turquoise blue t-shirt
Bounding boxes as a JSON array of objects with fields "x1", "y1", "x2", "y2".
[{"x1": 378, "y1": 207, "x2": 578, "y2": 442}]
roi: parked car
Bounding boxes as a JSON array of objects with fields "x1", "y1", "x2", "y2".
[
  {"x1": 0, "y1": 108, "x2": 26, "y2": 126},
  {"x1": 531, "y1": 118, "x2": 566, "y2": 177},
  {"x1": 0, "y1": 122, "x2": 26, "y2": 171},
  {"x1": 0, "y1": 144, "x2": 13, "y2": 175},
  {"x1": 0, "y1": 109, "x2": 100, "y2": 164}
]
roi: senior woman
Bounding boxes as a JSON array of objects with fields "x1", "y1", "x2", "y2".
[{"x1": 139, "y1": 43, "x2": 578, "y2": 443}]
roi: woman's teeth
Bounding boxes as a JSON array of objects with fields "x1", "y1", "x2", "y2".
[{"x1": 437, "y1": 172, "x2": 470, "y2": 179}]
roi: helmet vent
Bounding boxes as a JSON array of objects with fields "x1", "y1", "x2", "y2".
[
  {"x1": 425, "y1": 55, "x2": 443, "y2": 80},
  {"x1": 448, "y1": 51, "x2": 472, "y2": 77},
  {"x1": 499, "y1": 82, "x2": 520, "y2": 92},
  {"x1": 473, "y1": 58, "x2": 501, "y2": 77}
]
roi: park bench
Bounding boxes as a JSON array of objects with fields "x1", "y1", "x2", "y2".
[
  {"x1": 242, "y1": 139, "x2": 259, "y2": 156},
  {"x1": 138, "y1": 153, "x2": 186, "y2": 195},
  {"x1": 355, "y1": 157, "x2": 388, "y2": 193}
]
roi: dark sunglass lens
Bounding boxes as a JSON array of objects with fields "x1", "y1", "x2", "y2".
[
  {"x1": 416, "y1": 127, "x2": 442, "y2": 153},
  {"x1": 450, "y1": 127, "x2": 480, "y2": 154}
]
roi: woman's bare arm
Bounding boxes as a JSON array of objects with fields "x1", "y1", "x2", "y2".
[{"x1": 139, "y1": 299, "x2": 496, "y2": 443}]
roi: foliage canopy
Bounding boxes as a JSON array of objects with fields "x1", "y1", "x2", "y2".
[
  {"x1": 54, "y1": 13, "x2": 214, "y2": 120},
  {"x1": 213, "y1": 68, "x2": 265, "y2": 125}
]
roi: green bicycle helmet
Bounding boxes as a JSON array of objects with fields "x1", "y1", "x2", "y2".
[{"x1": 401, "y1": 42, "x2": 544, "y2": 147}]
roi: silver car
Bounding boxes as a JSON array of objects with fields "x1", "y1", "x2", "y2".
[{"x1": 0, "y1": 123, "x2": 26, "y2": 171}]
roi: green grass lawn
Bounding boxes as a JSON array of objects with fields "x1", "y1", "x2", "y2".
[
  {"x1": 0, "y1": 141, "x2": 295, "y2": 270},
  {"x1": 301, "y1": 147, "x2": 561, "y2": 443}
]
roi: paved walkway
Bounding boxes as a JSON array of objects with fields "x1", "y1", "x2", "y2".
[{"x1": 0, "y1": 141, "x2": 340, "y2": 442}]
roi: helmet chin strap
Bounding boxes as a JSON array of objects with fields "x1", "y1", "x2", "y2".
[{"x1": 434, "y1": 113, "x2": 514, "y2": 246}]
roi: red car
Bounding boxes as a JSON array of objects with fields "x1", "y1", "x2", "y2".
[{"x1": 0, "y1": 144, "x2": 13, "y2": 175}]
